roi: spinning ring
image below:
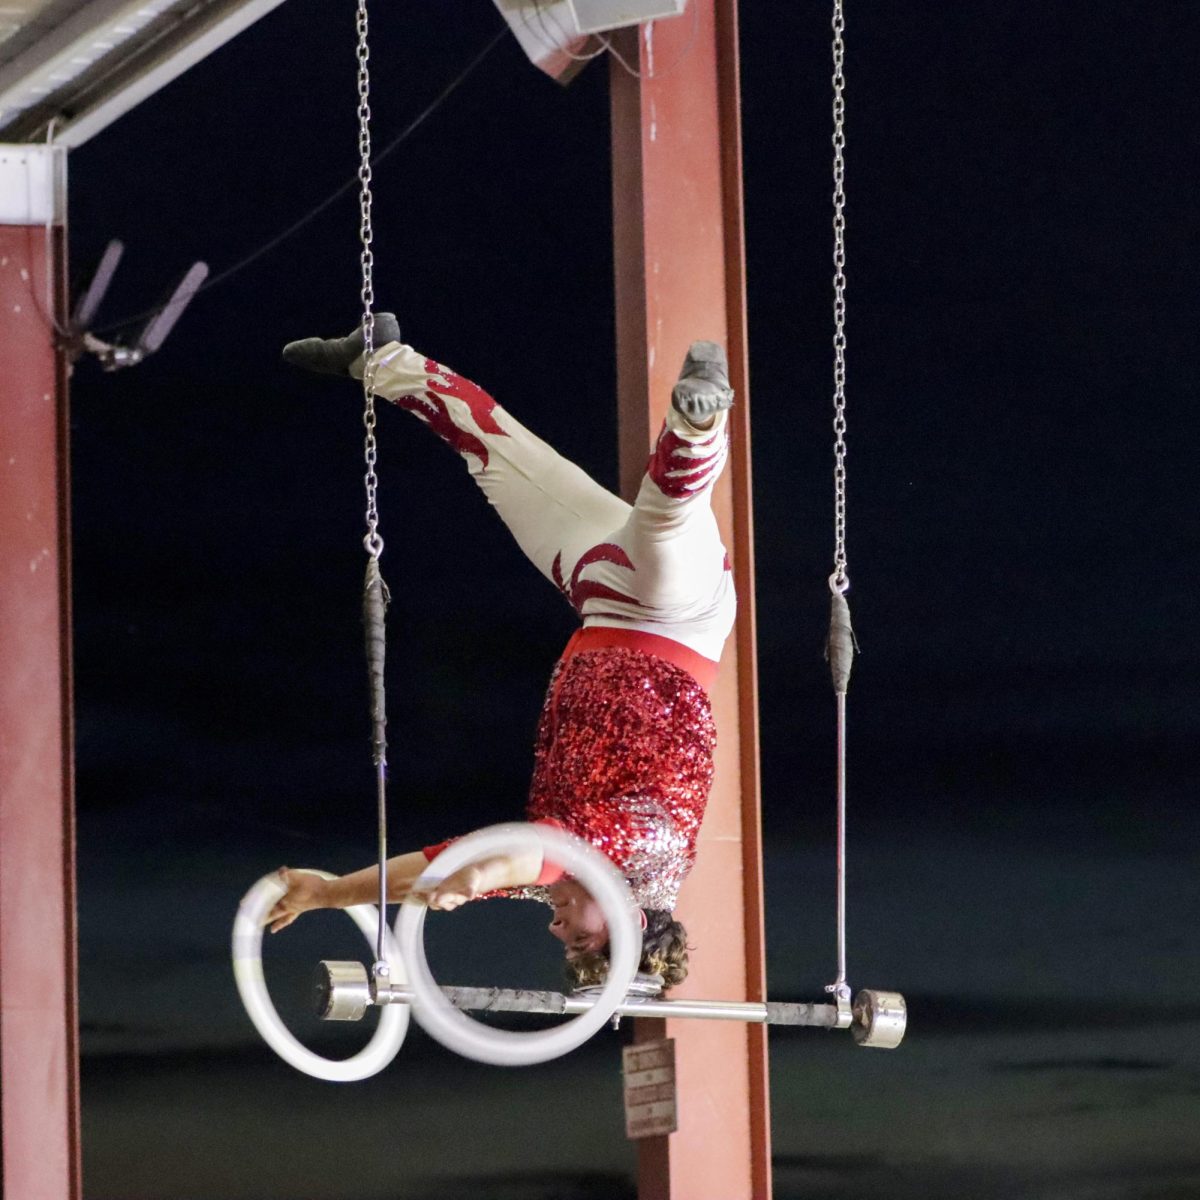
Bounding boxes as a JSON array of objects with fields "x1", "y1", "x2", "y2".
[
  {"x1": 396, "y1": 823, "x2": 641, "y2": 1066},
  {"x1": 232, "y1": 869, "x2": 409, "y2": 1081}
]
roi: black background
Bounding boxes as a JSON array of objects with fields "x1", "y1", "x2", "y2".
[{"x1": 66, "y1": 3, "x2": 1199, "y2": 1198}]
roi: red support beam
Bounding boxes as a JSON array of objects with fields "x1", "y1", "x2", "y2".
[
  {"x1": 0, "y1": 156, "x2": 82, "y2": 1200},
  {"x1": 610, "y1": 4, "x2": 770, "y2": 1197}
]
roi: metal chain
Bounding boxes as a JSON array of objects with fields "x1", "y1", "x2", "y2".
[
  {"x1": 354, "y1": 0, "x2": 391, "y2": 979},
  {"x1": 824, "y1": 0, "x2": 853, "y2": 1017},
  {"x1": 358, "y1": 0, "x2": 382, "y2": 561},
  {"x1": 830, "y1": 0, "x2": 849, "y2": 594}
]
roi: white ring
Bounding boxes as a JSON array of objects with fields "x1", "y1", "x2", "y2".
[
  {"x1": 396, "y1": 823, "x2": 641, "y2": 1066},
  {"x1": 232, "y1": 869, "x2": 409, "y2": 1081}
]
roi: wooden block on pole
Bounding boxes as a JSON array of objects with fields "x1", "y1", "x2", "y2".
[{"x1": 608, "y1": 5, "x2": 770, "y2": 1197}]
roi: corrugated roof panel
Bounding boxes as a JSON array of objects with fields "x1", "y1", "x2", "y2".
[{"x1": 0, "y1": 0, "x2": 288, "y2": 146}]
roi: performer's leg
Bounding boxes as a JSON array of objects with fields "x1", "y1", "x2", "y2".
[
  {"x1": 557, "y1": 343, "x2": 737, "y2": 660},
  {"x1": 281, "y1": 324, "x2": 735, "y2": 653},
  {"x1": 625, "y1": 404, "x2": 730, "y2": 588},
  {"x1": 603, "y1": 407, "x2": 735, "y2": 657},
  {"x1": 368, "y1": 342, "x2": 630, "y2": 587}
]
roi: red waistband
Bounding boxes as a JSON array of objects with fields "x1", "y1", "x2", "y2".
[{"x1": 557, "y1": 624, "x2": 719, "y2": 692}]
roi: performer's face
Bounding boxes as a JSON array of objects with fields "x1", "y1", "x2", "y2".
[{"x1": 546, "y1": 877, "x2": 609, "y2": 957}]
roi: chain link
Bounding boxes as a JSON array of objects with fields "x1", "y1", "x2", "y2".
[
  {"x1": 830, "y1": 0, "x2": 849, "y2": 591},
  {"x1": 357, "y1": 0, "x2": 382, "y2": 559}
]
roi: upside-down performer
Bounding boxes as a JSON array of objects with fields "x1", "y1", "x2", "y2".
[{"x1": 268, "y1": 318, "x2": 736, "y2": 991}]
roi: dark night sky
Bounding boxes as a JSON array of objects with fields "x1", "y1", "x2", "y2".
[{"x1": 64, "y1": 3, "x2": 1198, "y2": 1198}]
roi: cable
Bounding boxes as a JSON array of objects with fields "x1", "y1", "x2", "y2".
[
  {"x1": 525, "y1": 1, "x2": 608, "y2": 64},
  {"x1": 92, "y1": 23, "x2": 508, "y2": 336},
  {"x1": 596, "y1": 1, "x2": 699, "y2": 81},
  {"x1": 521, "y1": 1, "x2": 697, "y2": 81}
]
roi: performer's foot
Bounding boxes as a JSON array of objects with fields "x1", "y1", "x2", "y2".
[
  {"x1": 672, "y1": 341, "x2": 734, "y2": 426},
  {"x1": 281, "y1": 313, "x2": 400, "y2": 379}
]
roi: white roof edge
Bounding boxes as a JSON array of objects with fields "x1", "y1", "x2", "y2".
[
  {"x1": 0, "y1": 0, "x2": 290, "y2": 147},
  {"x1": 0, "y1": 0, "x2": 136, "y2": 95},
  {"x1": 56, "y1": 0, "x2": 289, "y2": 147}
]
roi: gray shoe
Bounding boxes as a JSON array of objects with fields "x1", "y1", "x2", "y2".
[
  {"x1": 281, "y1": 313, "x2": 401, "y2": 378},
  {"x1": 672, "y1": 340, "x2": 734, "y2": 423}
]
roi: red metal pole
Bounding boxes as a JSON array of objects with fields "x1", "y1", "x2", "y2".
[
  {"x1": 610, "y1": 4, "x2": 770, "y2": 1196},
  {"x1": 0, "y1": 160, "x2": 82, "y2": 1200}
]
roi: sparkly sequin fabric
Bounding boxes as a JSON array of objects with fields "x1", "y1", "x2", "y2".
[{"x1": 525, "y1": 646, "x2": 716, "y2": 911}]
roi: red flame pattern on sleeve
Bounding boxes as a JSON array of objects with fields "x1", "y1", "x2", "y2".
[
  {"x1": 647, "y1": 427, "x2": 722, "y2": 498},
  {"x1": 552, "y1": 542, "x2": 646, "y2": 614}
]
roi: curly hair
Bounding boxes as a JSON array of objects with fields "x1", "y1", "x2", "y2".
[{"x1": 565, "y1": 909, "x2": 690, "y2": 992}]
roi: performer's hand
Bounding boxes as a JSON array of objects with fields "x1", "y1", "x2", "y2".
[
  {"x1": 415, "y1": 863, "x2": 488, "y2": 911},
  {"x1": 265, "y1": 868, "x2": 331, "y2": 933}
]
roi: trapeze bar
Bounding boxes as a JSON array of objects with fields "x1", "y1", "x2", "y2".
[
  {"x1": 324, "y1": 974, "x2": 841, "y2": 1027},
  {"x1": 314, "y1": 960, "x2": 906, "y2": 1046},
  {"x1": 423, "y1": 986, "x2": 841, "y2": 1028}
]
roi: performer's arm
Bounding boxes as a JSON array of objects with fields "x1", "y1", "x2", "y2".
[
  {"x1": 414, "y1": 818, "x2": 567, "y2": 908},
  {"x1": 413, "y1": 850, "x2": 544, "y2": 911},
  {"x1": 266, "y1": 851, "x2": 430, "y2": 932},
  {"x1": 266, "y1": 844, "x2": 546, "y2": 932}
]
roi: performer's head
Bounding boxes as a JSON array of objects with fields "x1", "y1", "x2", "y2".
[
  {"x1": 546, "y1": 877, "x2": 611, "y2": 957},
  {"x1": 547, "y1": 878, "x2": 689, "y2": 990}
]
